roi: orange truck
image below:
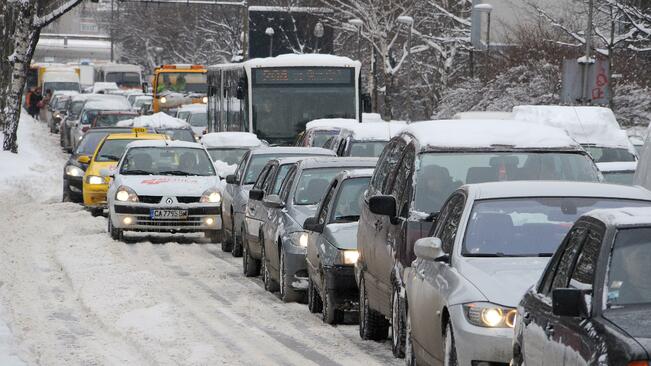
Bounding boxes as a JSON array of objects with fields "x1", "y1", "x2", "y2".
[{"x1": 151, "y1": 64, "x2": 208, "y2": 114}]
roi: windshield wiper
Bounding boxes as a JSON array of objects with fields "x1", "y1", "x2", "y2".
[
  {"x1": 99, "y1": 154, "x2": 122, "y2": 161},
  {"x1": 335, "y1": 215, "x2": 360, "y2": 222},
  {"x1": 159, "y1": 170, "x2": 192, "y2": 176},
  {"x1": 122, "y1": 169, "x2": 152, "y2": 175}
]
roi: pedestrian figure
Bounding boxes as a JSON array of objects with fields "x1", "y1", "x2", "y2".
[{"x1": 28, "y1": 87, "x2": 42, "y2": 120}]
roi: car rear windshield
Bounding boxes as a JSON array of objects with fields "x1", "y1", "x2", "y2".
[
  {"x1": 208, "y1": 148, "x2": 248, "y2": 165},
  {"x1": 94, "y1": 114, "x2": 136, "y2": 127},
  {"x1": 350, "y1": 141, "x2": 387, "y2": 157},
  {"x1": 584, "y1": 146, "x2": 636, "y2": 163},
  {"x1": 607, "y1": 227, "x2": 651, "y2": 307},
  {"x1": 331, "y1": 177, "x2": 371, "y2": 222},
  {"x1": 415, "y1": 152, "x2": 600, "y2": 214},
  {"x1": 602, "y1": 171, "x2": 635, "y2": 185},
  {"x1": 463, "y1": 197, "x2": 651, "y2": 257},
  {"x1": 311, "y1": 130, "x2": 340, "y2": 147},
  {"x1": 120, "y1": 147, "x2": 215, "y2": 176},
  {"x1": 294, "y1": 167, "x2": 365, "y2": 205},
  {"x1": 189, "y1": 112, "x2": 208, "y2": 127}
]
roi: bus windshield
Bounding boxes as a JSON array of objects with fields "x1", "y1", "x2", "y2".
[
  {"x1": 156, "y1": 72, "x2": 207, "y2": 94},
  {"x1": 251, "y1": 67, "x2": 356, "y2": 144}
]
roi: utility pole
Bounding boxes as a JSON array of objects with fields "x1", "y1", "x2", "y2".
[
  {"x1": 110, "y1": 0, "x2": 114, "y2": 62},
  {"x1": 242, "y1": 0, "x2": 249, "y2": 60},
  {"x1": 581, "y1": 0, "x2": 594, "y2": 104}
]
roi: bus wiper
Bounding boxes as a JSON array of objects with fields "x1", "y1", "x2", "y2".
[
  {"x1": 122, "y1": 169, "x2": 152, "y2": 175},
  {"x1": 159, "y1": 170, "x2": 191, "y2": 176}
]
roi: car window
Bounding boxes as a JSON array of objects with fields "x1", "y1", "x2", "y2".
[
  {"x1": 370, "y1": 140, "x2": 397, "y2": 193},
  {"x1": 253, "y1": 164, "x2": 273, "y2": 190},
  {"x1": 234, "y1": 151, "x2": 249, "y2": 182},
  {"x1": 271, "y1": 164, "x2": 292, "y2": 195},
  {"x1": 570, "y1": 226, "x2": 604, "y2": 290},
  {"x1": 433, "y1": 193, "x2": 466, "y2": 254},
  {"x1": 350, "y1": 141, "x2": 388, "y2": 158},
  {"x1": 606, "y1": 227, "x2": 651, "y2": 307},
  {"x1": 294, "y1": 168, "x2": 346, "y2": 205},
  {"x1": 331, "y1": 177, "x2": 371, "y2": 223},
  {"x1": 550, "y1": 225, "x2": 587, "y2": 291},
  {"x1": 392, "y1": 144, "x2": 415, "y2": 218},
  {"x1": 262, "y1": 165, "x2": 278, "y2": 193},
  {"x1": 95, "y1": 139, "x2": 133, "y2": 162},
  {"x1": 318, "y1": 181, "x2": 338, "y2": 225},
  {"x1": 382, "y1": 139, "x2": 407, "y2": 194},
  {"x1": 279, "y1": 166, "x2": 297, "y2": 202}
]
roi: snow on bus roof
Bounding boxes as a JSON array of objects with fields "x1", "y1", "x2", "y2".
[
  {"x1": 511, "y1": 105, "x2": 630, "y2": 148},
  {"x1": 116, "y1": 112, "x2": 190, "y2": 129},
  {"x1": 402, "y1": 119, "x2": 582, "y2": 149},
  {"x1": 243, "y1": 54, "x2": 360, "y2": 69},
  {"x1": 201, "y1": 132, "x2": 263, "y2": 148},
  {"x1": 97, "y1": 64, "x2": 141, "y2": 72}
]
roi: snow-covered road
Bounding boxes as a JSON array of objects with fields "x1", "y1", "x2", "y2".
[{"x1": 0, "y1": 116, "x2": 400, "y2": 366}]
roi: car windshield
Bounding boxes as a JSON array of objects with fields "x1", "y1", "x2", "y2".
[
  {"x1": 70, "y1": 101, "x2": 85, "y2": 118},
  {"x1": 105, "y1": 72, "x2": 141, "y2": 88},
  {"x1": 54, "y1": 98, "x2": 70, "y2": 110},
  {"x1": 120, "y1": 147, "x2": 215, "y2": 176},
  {"x1": 189, "y1": 112, "x2": 207, "y2": 127},
  {"x1": 134, "y1": 97, "x2": 152, "y2": 108},
  {"x1": 95, "y1": 139, "x2": 134, "y2": 162},
  {"x1": 159, "y1": 129, "x2": 195, "y2": 142},
  {"x1": 607, "y1": 227, "x2": 651, "y2": 307},
  {"x1": 602, "y1": 171, "x2": 635, "y2": 185},
  {"x1": 156, "y1": 72, "x2": 207, "y2": 94},
  {"x1": 76, "y1": 132, "x2": 112, "y2": 156},
  {"x1": 350, "y1": 141, "x2": 387, "y2": 157},
  {"x1": 415, "y1": 152, "x2": 600, "y2": 214},
  {"x1": 244, "y1": 153, "x2": 315, "y2": 184},
  {"x1": 208, "y1": 148, "x2": 248, "y2": 165},
  {"x1": 331, "y1": 177, "x2": 371, "y2": 222},
  {"x1": 463, "y1": 197, "x2": 651, "y2": 257},
  {"x1": 94, "y1": 114, "x2": 136, "y2": 127},
  {"x1": 294, "y1": 168, "x2": 351, "y2": 205},
  {"x1": 177, "y1": 111, "x2": 191, "y2": 120},
  {"x1": 583, "y1": 146, "x2": 636, "y2": 163},
  {"x1": 81, "y1": 110, "x2": 100, "y2": 125}
]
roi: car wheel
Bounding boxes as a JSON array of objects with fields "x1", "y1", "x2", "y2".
[
  {"x1": 221, "y1": 217, "x2": 234, "y2": 252},
  {"x1": 279, "y1": 247, "x2": 303, "y2": 303},
  {"x1": 62, "y1": 184, "x2": 71, "y2": 202},
  {"x1": 231, "y1": 226, "x2": 243, "y2": 257},
  {"x1": 243, "y1": 234, "x2": 260, "y2": 277},
  {"x1": 358, "y1": 275, "x2": 389, "y2": 341},
  {"x1": 405, "y1": 308, "x2": 417, "y2": 366},
  {"x1": 322, "y1": 287, "x2": 343, "y2": 325},
  {"x1": 205, "y1": 230, "x2": 222, "y2": 243},
  {"x1": 108, "y1": 217, "x2": 123, "y2": 241},
  {"x1": 444, "y1": 322, "x2": 458, "y2": 366},
  {"x1": 261, "y1": 243, "x2": 278, "y2": 292},
  {"x1": 307, "y1": 276, "x2": 323, "y2": 313},
  {"x1": 90, "y1": 208, "x2": 103, "y2": 217},
  {"x1": 391, "y1": 283, "x2": 406, "y2": 358}
]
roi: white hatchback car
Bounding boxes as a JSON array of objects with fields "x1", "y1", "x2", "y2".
[{"x1": 104, "y1": 140, "x2": 223, "y2": 242}]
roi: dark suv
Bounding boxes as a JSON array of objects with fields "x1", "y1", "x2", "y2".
[{"x1": 355, "y1": 119, "x2": 602, "y2": 357}]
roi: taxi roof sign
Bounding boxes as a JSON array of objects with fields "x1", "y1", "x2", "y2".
[{"x1": 132, "y1": 127, "x2": 147, "y2": 136}]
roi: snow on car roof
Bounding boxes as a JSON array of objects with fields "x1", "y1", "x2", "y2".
[
  {"x1": 52, "y1": 90, "x2": 79, "y2": 97},
  {"x1": 177, "y1": 104, "x2": 207, "y2": 112},
  {"x1": 305, "y1": 118, "x2": 359, "y2": 130},
  {"x1": 297, "y1": 156, "x2": 378, "y2": 169},
  {"x1": 344, "y1": 122, "x2": 406, "y2": 141},
  {"x1": 251, "y1": 146, "x2": 336, "y2": 156},
  {"x1": 83, "y1": 100, "x2": 131, "y2": 111},
  {"x1": 468, "y1": 181, "x2": 651, "y2": 201},
  {"x1": 511, "y1": 105, "x2": 630, "y2": 148},
  {"x1": 453, "y1": 111, "x2": 513, "y2": 120},
  {"x1": 201, "y1": 132, "x2": 263, "y2": 148},
  {"x1": 126, "y1": 139, "x2": 203, "y2": 149},
  {"x1": 116, "y1": 112, "x2": 190, "y2": 129},
  {"x1": 338, "y1": 168, "x2": 375, "y2": 180},
  {"x1": 596, "y1": 161, "x2": 638, "y2": 173},
  {"x1": 402, "y1": 120, "x2": 582, "y2": 150},
  {"x1": 243, "y1": 54, "x2": 360, "y2": 69},
  {"x1": 584, "y1": 207, "x2": 651, "y2": 227}
]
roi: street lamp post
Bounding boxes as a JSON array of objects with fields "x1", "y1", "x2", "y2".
[
  {"x1": 348, "y1": 18, "x2": 363, "y2": 61},
  {"x1": 314, "y1": 22, "x2": 324, "y2": 53},
  {"x1": 265, "y1": 27, "x2": 275, "y2": 57},
  {"x1": 397, "y1": 15, "x2": 414, "y2": 122}
]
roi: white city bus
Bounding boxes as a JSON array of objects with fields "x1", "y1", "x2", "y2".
[{"x1": 207, "y1": 54, "x2": 362, "y2": 145}]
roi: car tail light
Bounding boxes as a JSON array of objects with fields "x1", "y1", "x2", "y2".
[
  {"x1": 629, "y1": 362, "x2": 649, "y2": 366},
  {"x1": 81, "y1": 126, "x2": 89, "y2": 133}
]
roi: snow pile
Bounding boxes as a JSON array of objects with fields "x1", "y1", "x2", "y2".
[
  {"x1": 0, "y1": 303, "x2": 25, "y2": 366},
  {"x1": 596, "y1": 161, "x2": 637, "y2": 173},
  {"x1": 201, "y1": 132, "x2": 262, "y2": 148},
  {"x1": 243, "y1": 53, "x2": 360, "y2": 69},
  {"x1": 84, "y1": 98, "x2": 131, "y2": 111},
  {"x1": 213, "y1": 160, "x2": 237, "y2": 178},
  {"x1": 117, "y1": 112, "x2": 190, "y2": 129},
  {"x1": 362, "y1": 113, "x2": 384, "y2": 123}
]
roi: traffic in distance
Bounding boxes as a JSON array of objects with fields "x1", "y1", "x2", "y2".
[{"x1": 24, "y1": 53, "x2": 651, "y2": 366}]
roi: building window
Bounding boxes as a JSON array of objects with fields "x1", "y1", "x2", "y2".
[{"x1": 80, "y1": 23, "x2": 98, "y2": 32}]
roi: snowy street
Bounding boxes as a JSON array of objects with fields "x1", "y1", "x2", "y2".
[{"x1": 0, "y1": 116, "x2": 400, "y2": 366}]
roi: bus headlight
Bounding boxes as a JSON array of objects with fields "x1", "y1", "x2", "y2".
[{"x1": 160, "y1": 96, "x2": 167, "y2": 104}]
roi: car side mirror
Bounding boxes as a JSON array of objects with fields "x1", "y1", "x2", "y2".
[
  {"x1": 263, "y1": 194, "x2": 285, "y2": 209},
  {"x1": 225, "y1": 174, "x2": 238, "y2": 185},
  {"x1": 414, "y1": 237, "x2": 448, "y2": 263},
  {"x1": 142, "y1": 82, "x2": 148, "y2": 93},
  {"x1": 552, "y1": 288, "x2": 590, "y2": 318},
  {"x1": 303, "y1": 217, "x2": 324, "y2": 233},
  {"x1": 249, "y1": 188, "x2": 264, "y2": 201},
  {"x1": 369, "y1": 195, "x2": 396, "y2": 217},
  {"x1": 77, "y1": 155, "x2": 91, "y2": 164},
  {"x1": 99, "y1": 168, "x2": 115, "y2": 178}
]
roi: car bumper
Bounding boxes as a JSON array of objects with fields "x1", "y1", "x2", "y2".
[
  {"x1": 324, "y1": 265, "x2": 358, "y2": 309},
  {"x1": 450, "y1": 305, "x2": 512, "y2": 366},
  {"x1": 283, "y1": 244, "x2": 308, "y2": 291},
  {"x1": 112, "y1": 203, "x2": 222, "y2": 232},
  {"x1": 83, "y1": 183, "x2": 109, "y2": 208}
]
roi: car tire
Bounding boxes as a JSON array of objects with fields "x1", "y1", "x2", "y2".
[
  {"x1": 90, "y1": 208, "x2": 103, "y2": 217},
  {"x1": 243, "y1": 235, "x2": 260, "y2": 277},
  {"x1": 322, "y1": 287, "x2": 343, "y2": 325},
  {"x1": 108, "y1": 217, "x2": 123, "y2": 241},
  {"x1": 307, "y1": 277, "x2": 323, "y2": 313},
  {"x1": 231, "y1": 226, "x2": 243, "y2": 257},
  {"x1": 62, "y1": 184, "x2": 71, "y2": 202},
  {"x1": 359, "y1": 275, "x2": 389, "y2": 341},
  {"x1": 205, "y1": 230, "x2": 222, "y2": 243},
  {"x1": 444, "y1": 322, "x2": 458, "y2": 366},
  {"x1": 279, "y1": 247, "x2": 303, "y2": 303},
  {"x1": 221, "y1": 218, "x2": 234, "y2": 252},
  {"x1": 391, "y1": 283, "x2": 406, "y2": 358},
  {"x1": 262, "y1": 243, "x2": 279, "y2": 292},
  {"x1": 405, "y1": 308, "x2": 417, "y2": 366}
]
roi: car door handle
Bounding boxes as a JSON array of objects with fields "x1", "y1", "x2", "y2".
[{"x1": 544, "y1": 323, "x2": 554, "y2": 338}]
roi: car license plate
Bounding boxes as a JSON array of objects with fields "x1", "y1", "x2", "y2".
[{"x1": 150, "y1": 209, "x2": 188, "y2": 219}]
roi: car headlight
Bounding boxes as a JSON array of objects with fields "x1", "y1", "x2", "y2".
[
  {"x1": 289, "y1": 232, "x2": 309, "y2": 248},
  {"x1": 65, "y1": 165, "x2": 84, "y2": 177},
  {"x1": 115, "y1": 185, "x2": 139, "y2": 202},
  {"x1": 202, "y1": 96, "x2": 208, "y2": 103},
  {"x1": 160, "y1": 96, "x2": 167, "y2": 104},
  {"x1": 200, "y1": 189, "x2": 222, "y2": 204},
  {"x1": 463, "y1": 303, "x2": 517, "y2": 328},
  {"x1": 341, "y1": 250, "x2": 359, "y2": 265},
  {"x1": 86, "y1": 175, "x2": 105, "y2": 185}
]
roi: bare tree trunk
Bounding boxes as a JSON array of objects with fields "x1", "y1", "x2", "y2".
[{"x1": 383, "y1": 72, "x2": 395, "y2": 121}]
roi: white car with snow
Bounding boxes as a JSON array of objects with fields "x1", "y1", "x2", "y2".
[
  {"x1": 104, "y1": 140, "x2": 223, "y2": 242},
  {"x1": 201, "y1": 132, "x2": 265, "y2": 178}
]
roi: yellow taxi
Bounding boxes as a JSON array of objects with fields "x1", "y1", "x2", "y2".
[{"x1": 81, "y1": 128, "x2": 167, "y2": 214}]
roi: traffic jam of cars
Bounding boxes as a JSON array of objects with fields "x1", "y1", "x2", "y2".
[{"x1": 41, "y1": 58, "x2": 651, "y2": 366}]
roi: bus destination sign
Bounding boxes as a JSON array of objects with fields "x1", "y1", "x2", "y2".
[{"x1": 254, "y1": 68, "x2": 353, "y2": 85}]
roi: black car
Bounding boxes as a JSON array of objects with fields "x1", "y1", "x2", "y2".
[
  {"x1": 62, "y1": 127, "x2": 132, "y2": 203},
  {"x1": 513, "y1": 206, "x2": 651, "y2": 366}
]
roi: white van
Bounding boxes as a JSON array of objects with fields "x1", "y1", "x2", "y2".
[
  {"x1": 42, "y1": 71, "x2": 81, "y2": 94},
  {"x1": 95, "y1": 64, "x2": 142, "y2": 89}
]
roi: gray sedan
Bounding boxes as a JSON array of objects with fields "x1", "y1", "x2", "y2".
[
  {"x1": 259, "y1": 157, "x2": 378, "y2": 303},
  {"x1": 304, "y1": 169, "x2": 374, "y2": 324}
]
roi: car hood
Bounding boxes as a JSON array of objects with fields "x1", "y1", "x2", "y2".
[
  {"x1": 121, "y1": 175, "x2": 218, "y2": 196},
  {"x1": 287, "y1": 204, "x2": 319, "y2": 228},
  {"x1": 604, "y1": 306, "x2": 651, "y2": 340},
  {"x1": 457, "y1": 257, "x2": 550, "y2": 307},
  {"x1": 324, "y1": 222, "x2": 358, "y2": 250}
]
